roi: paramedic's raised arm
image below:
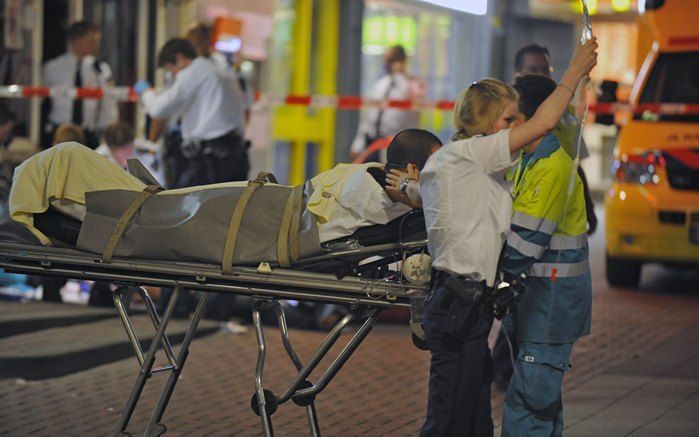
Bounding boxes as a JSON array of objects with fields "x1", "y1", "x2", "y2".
[{"x1": 508, "y1": 38, "x2": 598, "y2": 154}]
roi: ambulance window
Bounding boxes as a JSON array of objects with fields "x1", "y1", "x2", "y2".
[
  {"x1": 639, "y1": 51, "x2": 699, "y2": 121},
  {"x1": 640, "y1": 52, "x2": 699, "y2": 104}
]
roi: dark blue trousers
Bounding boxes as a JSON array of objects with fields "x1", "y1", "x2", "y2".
[{"x1": 420, "y1": 285, "x2": 494, "y2": 437}]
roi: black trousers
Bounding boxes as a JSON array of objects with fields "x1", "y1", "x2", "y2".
[
  {"x1": 420, "y1": 285, "x2": 494, "y2": 437},
  {"x1": 177, "y1": 131, "x2": 249, "y2": 188}
]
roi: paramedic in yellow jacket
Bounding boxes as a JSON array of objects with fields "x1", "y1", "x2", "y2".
[{"x1": 500, "y1": 74, "x2": 592, "y2": 437}]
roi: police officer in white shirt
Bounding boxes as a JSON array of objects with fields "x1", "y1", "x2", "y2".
[
  {"x1": 134, "y1": 38, "x2": 248, "y2": 188},
  {"x1": 350, "y1": 45, "x2": 422, "y2": 161},
  {"x1": 185, "y1": 23, "x2": 255, "y2": 126},
  {"x1": 42, "y1": 21, "x2": 119, "y2": 149},
  {"x1": 415, "y1": 39, "x2": 597, "y2": 437}
]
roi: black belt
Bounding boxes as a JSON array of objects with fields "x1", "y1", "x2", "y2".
[
  {"x1": 432, "y1": 269, "x2": 491, "y2": 306},
  {"x1": 432, "y1": 269, "x2": 487, "y2": 288},
  {"x1": 182, "y1": 130, "x2": 242, "y2": 158},
  {"x1": 188, "y1": 130, "x2": 241, "y2": 147}
]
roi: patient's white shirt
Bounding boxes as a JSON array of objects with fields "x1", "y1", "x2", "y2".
[
  {"x1": 316, "y1": 166, "x2": 411, "y2": 243},
  {"x1": 419, "y1": 129, "x2": 516, "y2": 286}
]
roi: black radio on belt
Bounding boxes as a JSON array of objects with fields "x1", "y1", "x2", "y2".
[{"x1": 434, "y1": 270, "x2": 487, "y2": 306}]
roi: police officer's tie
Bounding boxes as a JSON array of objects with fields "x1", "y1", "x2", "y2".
[{"x1": 72, "y1": 62, "x2": 83, "y2": 125}]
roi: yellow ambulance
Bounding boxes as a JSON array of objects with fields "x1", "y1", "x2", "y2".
[{"x1": 605, "y1": 0, "x2": 699, "y2": 287}]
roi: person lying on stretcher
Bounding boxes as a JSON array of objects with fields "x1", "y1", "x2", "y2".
[
  {"x1": 308, "y1": 128, "x2": 441, "y2": 242},
  {"x1": 6, "y1": 128, "x2": 442, "y2": 250}
]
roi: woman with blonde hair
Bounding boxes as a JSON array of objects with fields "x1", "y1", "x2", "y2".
[{"x1": 393, "y1": 38, "x2": 598, "y2": 437}]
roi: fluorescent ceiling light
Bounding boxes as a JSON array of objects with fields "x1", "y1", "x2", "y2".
[{"x1": 418, "y1": 0, "x2": 487, "y2": 15}]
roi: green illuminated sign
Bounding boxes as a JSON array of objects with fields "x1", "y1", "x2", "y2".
[{"x1": 363, "y1": 15, "x2": 417, "y2": 52}]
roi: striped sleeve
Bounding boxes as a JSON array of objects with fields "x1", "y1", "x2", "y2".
[{"x1": 502, "y1": 178, "x2": 565, "y2": 277}]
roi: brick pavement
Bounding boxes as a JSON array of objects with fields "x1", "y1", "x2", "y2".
[
  {"x1": 2, "y1": 226, "x2": 699, "y2": 435},
  {"x1": 0, "y1": 310, "x2": 219, "y2": 380},
  {"x1": 0, "y1": 301, "x2": 116, "y2": 338},
  {"x1": 1, "y1": 323, "x2": 431, "y2": 436}
]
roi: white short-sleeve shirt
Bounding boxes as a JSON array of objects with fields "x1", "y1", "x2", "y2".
[
  {"x1": 42, "y1": 52, "x2": 119, "y2": 132},
  {"x1": 419, "y1": 129, "x2": 516, "y2": 286},
  {"x1": 141, "y1": 57, "x2": 243, "y2": 142}
]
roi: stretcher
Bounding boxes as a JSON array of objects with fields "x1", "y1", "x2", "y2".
[{"x1": 0, "y1": 211, "x2": 429, "y2": 437}]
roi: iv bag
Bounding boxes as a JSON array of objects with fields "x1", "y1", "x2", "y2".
[{"x1": 580, "y1": 0, "x2": 593, "y2": 44}]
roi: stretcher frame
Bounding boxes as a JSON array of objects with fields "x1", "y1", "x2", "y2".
[{"x1": 0, "y1": 239, "x2": 428, "y2": 437}]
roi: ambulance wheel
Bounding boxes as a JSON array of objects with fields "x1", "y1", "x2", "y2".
[{"x1": 606, "y1": 254, "x2": 641, "y2": 288}]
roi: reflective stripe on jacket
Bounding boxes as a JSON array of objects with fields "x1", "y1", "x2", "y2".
[{"x1": 502, "y1": 134, "x2": 592, "y2": 343}]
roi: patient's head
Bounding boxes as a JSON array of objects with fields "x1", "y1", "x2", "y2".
[{"x1": 386, "y1": 128, "x2": 442, "y2": 173}]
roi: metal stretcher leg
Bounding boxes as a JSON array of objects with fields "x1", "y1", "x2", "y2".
[
  {"x1": 144, "y1": 291, "x2": 210, "y2": 437},
  {"x1": 112, "y1": 285, "x2": 181, "y2": 436},
  {"x1": 111, "y1": 285, "x2": 209, "y2": 437},
  {"x1": 272, "y1": 301, "x2": 321, "y2": 437},
  {"x1": 252, "y1": 299, "x2": 275, "y2": 437},
  {"x1": 291, "y1": 308, "x2": 381, "y2": 405},
  {"x1": 250, "y1": 298, "x2": 382, "y2": 437}
]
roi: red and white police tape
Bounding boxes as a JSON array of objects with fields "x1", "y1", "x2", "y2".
[{"x1": 2, "y1": 84, "x2": 699, "y2": 116}]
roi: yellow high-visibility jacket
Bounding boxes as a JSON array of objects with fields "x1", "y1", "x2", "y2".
[{"x1": 502, "y1": 134, "x2": 592, "y2": 343}]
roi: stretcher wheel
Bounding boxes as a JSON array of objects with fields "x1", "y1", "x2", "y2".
[
  {"x1": 410, "y1": 322, "x2": 428, "y2": 350},
  {"x1": 412, "y1": 332, "x2": 429, "y2": 350},
  {"x1": 152, "y1": 424, "x2": 167, "y2": 436},
  {"x1": 291, "y1": 380, "x2": 316, "y2": 406},
  {"x1": 251, "y1": 389, "x2": 278, "y2": 416}
]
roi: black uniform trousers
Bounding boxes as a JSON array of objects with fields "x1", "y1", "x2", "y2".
[
  {"x1": 176, "y1": 130, "x2": 249, "y2": 188},
  {"x1": 420, "y1": 283, "x2": 494, "y2": 437}
]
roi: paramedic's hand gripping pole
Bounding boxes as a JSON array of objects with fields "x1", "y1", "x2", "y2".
[{"x1": 551, "y1": 0, "x2": 593, "y2": 282}]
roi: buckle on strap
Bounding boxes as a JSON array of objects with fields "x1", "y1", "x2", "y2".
[{"x1": 221, "y1": 172, "x2": 280, "y2": 275}]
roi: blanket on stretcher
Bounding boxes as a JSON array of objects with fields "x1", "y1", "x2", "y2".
[{"x1": 8, "y1": 142, "x2": 321, "y2": 269}]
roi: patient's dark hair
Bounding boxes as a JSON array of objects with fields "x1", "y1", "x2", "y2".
[
  {"x1": 386, "y1": 129, "x2": 442, "y2": 170},
  {"x1": 158, "y1": 38, "x2": 197, "y2": 67},
  {"x1": 513, "y1": 74, "x2": 557, "y2": 120}
]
